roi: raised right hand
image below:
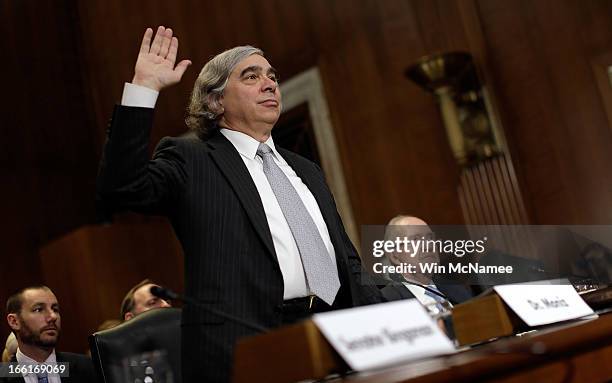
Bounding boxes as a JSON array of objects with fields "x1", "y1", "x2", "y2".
[{"x1": 132, "y1": 26, "x2": 192, "y2": 91}]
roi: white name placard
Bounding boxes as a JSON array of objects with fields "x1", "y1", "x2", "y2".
[
  {"x1": 312, "y1": 300, "x2": 455, "y2": 371},
  {"x1": 494, "y1": 280, "x2": 595, "y2": 327}
]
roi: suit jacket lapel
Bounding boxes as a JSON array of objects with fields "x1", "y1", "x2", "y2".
[
  {"x1": 206, "y1": 133, "x2": 277, "y2": 261},
  {"x1": 55, "y1": 353, "x2": 74, "y2": 383}
]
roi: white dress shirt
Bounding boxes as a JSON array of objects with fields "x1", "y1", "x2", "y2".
[
  {"x1": 121, "y1": 83, "x2": 338, "y2": 299},
  {"x1": 16, "y1": 348, "x2": 61, "y2": 383}
]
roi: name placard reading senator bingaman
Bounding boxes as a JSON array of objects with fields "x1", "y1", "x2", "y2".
[{"x1": 313, "y1": 300, "x2": 455, "y2": 371}]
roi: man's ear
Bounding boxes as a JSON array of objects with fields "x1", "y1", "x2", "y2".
[
  {"x1": 124, "y1": 312, "x2": 133, "y2": 321},
  {"x1": 208, "y1": 93, "x2": 224, "y2": 115},
  {"x1": 7, "y1": 314, "x2": 20, "y2": 332}
]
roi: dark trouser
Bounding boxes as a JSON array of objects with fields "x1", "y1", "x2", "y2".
[{"x1": 181, "y1": 296, "x2": 332, "y2": 382}]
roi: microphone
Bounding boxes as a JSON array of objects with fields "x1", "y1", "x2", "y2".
[
  {"x1": 150, "y1": 286, "x2": 268, "y2": 333},
  {"x1": 150, "y1": 285, "x2": 180, "y2": 301}
]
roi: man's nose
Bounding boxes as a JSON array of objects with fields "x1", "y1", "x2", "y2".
[
  {"x1": 47, "y1": 310, "x2": 59, "y2": 321},
  {"x1": 262, "y1": 77, "x2": 277, "y2": 93},
  {"x1": 161, "y1": 299, "x2": 171, "y2": 308}
]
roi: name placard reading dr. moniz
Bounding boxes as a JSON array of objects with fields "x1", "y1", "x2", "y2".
[{"x1": 494, "y1": 280, "x2": 595, "y2": 327}]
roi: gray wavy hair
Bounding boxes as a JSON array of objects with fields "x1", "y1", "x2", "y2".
[{"x1": 185, "y1": 45, "x2": 264, "y2": 139}]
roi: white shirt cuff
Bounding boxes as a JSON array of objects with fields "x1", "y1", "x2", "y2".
[{"x1": 121, "y1": 82, "x2": 159, "y2": 108}]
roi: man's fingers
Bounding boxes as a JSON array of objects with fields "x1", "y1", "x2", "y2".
[
  {"x1": 159, "y1": 28, "x2": 173, "y2": 58},
  {"x1": 150, "y1": 26, "x2": 165, "y2": 55},
  {"x1": 174, "y1": 60, "x2": 192, "y2": 79},
  {"x1": 167, "y1": 37, "x2": 179, "y2": 64},
  {"x1": 139, "y1": 28, "x2": 153, "y2": 54}
]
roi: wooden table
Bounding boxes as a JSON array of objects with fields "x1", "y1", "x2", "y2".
[{"x1": 332, "y1": 314, "x2": 612, "y2": 383}]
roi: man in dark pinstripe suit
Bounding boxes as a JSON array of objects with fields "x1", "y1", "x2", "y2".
[{"x1": 97, "y1": 26, "x2": 384, "y2": 382}]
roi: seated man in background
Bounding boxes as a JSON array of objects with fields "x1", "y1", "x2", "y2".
[
  {"x1": 4, "y1": 285, "x2": 96, "y2": 383},
  {"x1": 381, "y1": 215, "x2": 473, "y2": 313},
  {"x1": 2, "y1": 333, "x2": 17, "y2": 363},
  {"x1": 120, "y1": 279, "x2": 172, "y2": 321}
]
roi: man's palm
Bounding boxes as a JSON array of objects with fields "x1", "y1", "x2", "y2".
[{"x1": 132, "y1": 26, "x2": 191, "y2": 91}]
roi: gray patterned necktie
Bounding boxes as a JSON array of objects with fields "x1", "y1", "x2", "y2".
[
  {"x1": 37, "y1": 373, "x2": 48, "y2": 383},
  {"x1": 257, "y1": 143, "x2": 340, "y2": 305}
]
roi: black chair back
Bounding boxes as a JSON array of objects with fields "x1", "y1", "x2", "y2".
[{"x1": 89, "y1": 308, "x2": 181, "y2": 383}]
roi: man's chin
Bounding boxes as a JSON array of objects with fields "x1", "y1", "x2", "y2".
[
  {"x1": 260, "y1": 111, "x2": 280, "y2": 124},
  {"x1": 35, "y1": 339, "x2": 57, "y2": 349},
  {"x1": 37, "y1": 333, "x2": 59, "y2": 348}
]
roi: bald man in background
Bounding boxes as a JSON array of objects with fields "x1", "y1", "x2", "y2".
[{"x1": 381, "y1": 215, "x2": 473, "y2": 311}]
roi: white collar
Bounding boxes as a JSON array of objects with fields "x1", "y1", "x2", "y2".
[
  {"x1": 220, "y1": 128, "x2": 283, "y2": 163},
  {"x1": 16, "y1": 347, "x2": 57, "y2": 374}
]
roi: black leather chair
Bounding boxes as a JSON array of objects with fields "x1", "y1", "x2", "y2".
[{"x1": 89, "y1": 308, "x2": 181, "y2": 383}]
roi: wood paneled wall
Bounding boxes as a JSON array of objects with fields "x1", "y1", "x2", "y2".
[
  {"x1": 475, "y1": 0, "x2": 612, "y2": 223},
  {"x1": 77, "y1": 0, "x2": 469, "y2": 226},
  {"x1": 1, "y1": 0, "x2": 100, "y2": 346},
  {"x1": 2, "y1": 0, "x2": 611, "y2": 349},
  {"x1": 39, "y1": 221, "x2": 184, "y2": 353}
]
